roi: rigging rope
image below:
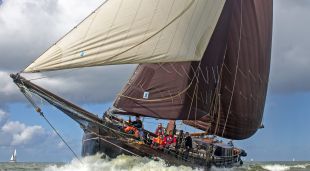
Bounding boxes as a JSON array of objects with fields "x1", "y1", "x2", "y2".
[
  {"x1": 24, "y1": 68, "x2": 78, "y2": 81},
  {"x1": 212, "y1": 44, "x2": 228, "y2": 135},
  {"x1": 19, "y1": 87, "x2": 82, "y2": 163},
  {"x1": 41, "y1": 112, "x2": 82, "y2": 163},
  {"x1": 118, "y1": 61, "x2": 201, "y2": 102},
  {"x1": 18, "y1": 77, "x2": 133, "y2": 139},
  {"x1": 81, "y1": 125, "x2": 141, "y2": 157},
  {"x1": 221, "y1": 0, "x2": 244, "y2": 136},
  {"x1": 21, "y1": 88, "x2": 142, "y2": 157}
]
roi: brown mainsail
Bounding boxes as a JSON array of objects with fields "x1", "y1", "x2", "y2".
[
  {"x1": 210, "y1": 0, "x2": 273, "y2": 139},
  {"x1": 114, "y1": 0, "x2": 273, "y2": 140}
]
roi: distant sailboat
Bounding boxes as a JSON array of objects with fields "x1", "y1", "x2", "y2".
[{"x1": 9, "y1": 149, "x2": 17, "y2": 163}]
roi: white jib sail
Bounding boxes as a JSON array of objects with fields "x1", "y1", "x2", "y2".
[
  {"x1": 24, "y1": 0, "x2": 225, "y2": 73},
  {"x1": 10, "y1": 154, "x2": 14, "y2": 161},
  {"x1": 10, "y1": 149, "x2": 16, "y2": 161}
]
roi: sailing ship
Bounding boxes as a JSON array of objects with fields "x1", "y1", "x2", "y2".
[
  {"x1": 10, "y1": 0, "x2": 273, "y2": 168},
  {"x1": 9, "y1": 149, "x2": 17, "y2": 163}
]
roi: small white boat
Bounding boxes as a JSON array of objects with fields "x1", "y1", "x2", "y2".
[{"x1": 9, "y1": 149, "x2": 16, "y2": 162}]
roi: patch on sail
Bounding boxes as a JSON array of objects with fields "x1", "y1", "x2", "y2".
[
  {"x1": 80, "y1": 51, "x2": 86, "y2": 57},
  {"x1": 143, "y1": 92, "x2": 150, "y2": 99}
]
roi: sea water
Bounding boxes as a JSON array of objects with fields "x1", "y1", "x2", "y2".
[{"x1": 0, "y1": 154, "x2": 309, "y2": 171}]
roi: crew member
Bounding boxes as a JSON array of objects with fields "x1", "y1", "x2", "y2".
[
  {"x1": 124, "y1": 116, "x2": 143, "y2": 138},
  {"x1": 151, "y1": 135, "x2": 165, "y2": 149},
  {"x1": 164, "y1": 130, "x2": 176, "y2": 148},
  {"x1": 175, "y1": 130, "x2": 184, "y2": 150},
  {"x1": 155, "y1": 123, "x2": 165, "y2": 136},
  {"x1": 184, "y1": 132, "x2": 192, "y2": 160}
]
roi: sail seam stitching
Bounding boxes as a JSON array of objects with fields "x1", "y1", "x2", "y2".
[
  {"x1": 221, "y1": 0, "x2": 244, "y2": 136},
  {"x1": 100, "y1": 0, "x2": 196, "y2": 64},
  {"x1": 22, "y1": 0, "x2": 111, "y2": 72}
]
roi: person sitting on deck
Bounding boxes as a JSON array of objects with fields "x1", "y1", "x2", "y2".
[
  {"x1": 151, "y1": 123, "x2": 165, "y2": 149},
  {"x1": 151, "y1": 134, "x2": 165, "y2": 149},
  {"x1": 155, "y1": 123, "x2": 165, "y2": 136},
  {"x1": 163, "y1": 130, "x2": 176, "y2": 148},
  {"x1": 124, "y1": 116, "x2": 143, "y2": 138}
]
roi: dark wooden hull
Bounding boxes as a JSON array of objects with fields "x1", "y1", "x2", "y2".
[{"x1": 81, "y1": 117, "x2": 243, "y2": 169}]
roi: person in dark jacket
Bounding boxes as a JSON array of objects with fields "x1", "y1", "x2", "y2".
[
  {"x1": 175, "y1": 130, "x2": 184, "y2": 150},
  {"x1": 130, "y1": 116, "x2": 143, "y2": 128},
  {"x1": 184, "y1": 132, "x2": 192, "y2": 160},
  {"x1": 124, "y1": 116, "x2": 143, "y2": 138}
]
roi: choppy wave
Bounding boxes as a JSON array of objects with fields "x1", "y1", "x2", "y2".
[
  {"x1": 237, "y1": 162, "x2": 310, "y2": 171},
  {"x1": 262, "y1": 164, "x2": 291, "y2": 171},
  {"x1": 44, "y1": 154, "x2": 200, "y2": 171},
  {"x1": 43, "y1": 155, "x2": 310, "y2": 171},
  {"x1": 1, "y1": 156, "x2": 309, "y2": 171},
  {"x1": 209, "y1": 162, "x2": 310, "y2": 171},
  {"x1": 261, "y1": 163, "x2": 310, "y2": 171}
]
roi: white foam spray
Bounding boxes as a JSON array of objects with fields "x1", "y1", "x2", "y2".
[
  {"x1": 44, "y1": 154, "x2": 202, "y2": 171},
  {"x1": 262, "y1": 163, "x2": 310, "y2": 171},
  {"x1": 262, "y1": 164, "x2": 291, "y2": 171}
]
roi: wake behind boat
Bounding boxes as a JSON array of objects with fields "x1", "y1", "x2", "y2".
[{"x1": 10, "y1": 0, "x2": 273, "y2": 169}]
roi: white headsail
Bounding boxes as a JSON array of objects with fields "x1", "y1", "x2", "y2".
[
  {"x1": 9, "y1": 149, "x2": 16, "y2": 162},
  {"x1": 24, "y1": 0, "x2": 225, "y2": 73}
]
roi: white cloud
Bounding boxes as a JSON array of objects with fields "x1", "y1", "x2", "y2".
[
  {"x1": 1, "y1": 121, "x2": 26, "y2": 134},
  {"x1": 0, "y1": 110, "x2": 7, "y2": 120},
  {"x1": 0, "y1": 109, "x2": 81, "y2": 162},
  {"x1": 0, "y1": 71, "x2": 20, "y2": 97},
  {"x1": 11, "y1": 125, "x2": 45, "y2": 145},
  {"x1": 0, "y1": 109, "x2": 8, "y2": 126},
  {"x1": 0, "y1": 71, "x2": 61, "y2": 107},
  {"x1": 1, "y1": 121, "x2": 44, "y2": 145},
  {"x1": 57, "y1": 141, "x2": 65, "y2": 148}
]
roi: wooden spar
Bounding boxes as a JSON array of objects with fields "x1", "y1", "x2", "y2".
[
  {"x1": 10, "y1": 73, "x2": 102, "y2": 124},
  {"x1": 190, "y1": 132, "x2": 210, "y2": 137}
]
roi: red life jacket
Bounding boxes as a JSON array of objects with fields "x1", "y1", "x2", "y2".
[{"x1": 164, "y1": 135, "x2": 176, "y2": 145}]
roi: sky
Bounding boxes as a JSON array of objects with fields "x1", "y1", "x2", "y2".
[{"x1": 0, "y1": 0, "x2": 310, "y2": 162}]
